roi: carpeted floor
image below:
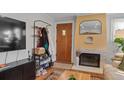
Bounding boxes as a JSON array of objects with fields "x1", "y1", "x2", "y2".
[
  {"x1": 46, "y1": 68, "x2": 103, "y2": 80},
  {"x1": 47, "y1": 68, "x2": 64, "y2": 80}
]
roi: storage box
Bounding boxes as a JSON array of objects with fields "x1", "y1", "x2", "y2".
[{"x1": 33, "y1": 47, "x2": 45, "y2": 55}]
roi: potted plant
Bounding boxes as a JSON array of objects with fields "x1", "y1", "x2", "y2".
[
  {"x1": 68, "y1": 75, "x2": 76, "y2": 80},
  {"x1": 114, "y1": 38, "x2": 124, "y2": 52}
]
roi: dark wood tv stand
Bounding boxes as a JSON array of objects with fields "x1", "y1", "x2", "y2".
[{"x1": 0, "y1": 59, "x2": 36, "y2": 80}]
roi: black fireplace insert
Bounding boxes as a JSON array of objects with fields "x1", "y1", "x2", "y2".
[{"x1": 79, "y1": 53, "x2": 100, "y2": 67}]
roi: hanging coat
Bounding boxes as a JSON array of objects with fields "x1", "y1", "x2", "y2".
[{"x1": 40, "y1": 27, "x2": 50, "y2": 56}]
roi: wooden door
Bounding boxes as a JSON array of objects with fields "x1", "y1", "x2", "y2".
[{"x1": 56, "y1": 23, "x2": 72, "y2": 64}]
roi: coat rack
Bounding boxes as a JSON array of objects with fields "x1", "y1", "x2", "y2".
[
  {"x1": 33, "y1": 20, "x2": 52, "y2": 52},
  {"x1": 33, "y1": 20, "x2": 53, "y2": 71}
]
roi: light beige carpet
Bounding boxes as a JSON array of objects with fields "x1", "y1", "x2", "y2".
[
  {"x1": 47, "y1": 68, "x2": 64, "y2": 80},
  {"x1": 46, "y1": 68, "x2": 103, "y2": 80}
]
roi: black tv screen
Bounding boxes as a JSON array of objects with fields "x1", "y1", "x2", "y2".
[{"x1": 0, "y1": 17, "x2": 26, "y2": 52}]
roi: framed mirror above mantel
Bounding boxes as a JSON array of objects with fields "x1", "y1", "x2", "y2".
[{"x1": 79, "y1": 20, "x2": 102, "y2": 35}]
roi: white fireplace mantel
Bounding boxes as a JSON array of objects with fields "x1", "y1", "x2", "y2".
[{"x1": 72, "y1": 48, "x2": 107, "y2": 74}]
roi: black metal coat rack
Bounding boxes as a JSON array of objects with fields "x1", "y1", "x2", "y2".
[
  {"x1": 33, "y1": 20, "x2": 53, "y2": 70},
  {"x1": 33, "y1": 20, "x2": 52, "y2": 52}
]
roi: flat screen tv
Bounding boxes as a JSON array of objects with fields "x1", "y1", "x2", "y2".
[{"x1": 0, "y1": 17, "x2": 26, "y2": 52}]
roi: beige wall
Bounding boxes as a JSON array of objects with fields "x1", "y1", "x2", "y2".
[{"x1": 75, "y1": 14, "x2": 107, "y2": 50}]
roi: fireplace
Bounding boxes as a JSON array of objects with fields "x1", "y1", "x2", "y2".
[{"x1": 79, "y1": 53, "x2": 100, "y2": 67}]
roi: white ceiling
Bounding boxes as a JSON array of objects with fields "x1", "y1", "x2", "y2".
[{"x1": 46, "y1": 13, "x2": 90, "y2": 21}]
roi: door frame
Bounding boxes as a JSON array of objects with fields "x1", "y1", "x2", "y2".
[{"x1": 55, "y1": 20, "x2": 75, "y2": 64}]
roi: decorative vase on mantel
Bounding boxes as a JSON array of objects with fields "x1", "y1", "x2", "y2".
[{"x1": 76, "y1": 50, "x2": 80, "y2": 57}]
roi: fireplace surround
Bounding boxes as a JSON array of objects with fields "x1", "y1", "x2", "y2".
[
  {"x1": 79, "y1": 53, "x2": 100, "y2": 67},
  {"x1": 72, "y1": 49, "x2": 105, "y2": 74}
]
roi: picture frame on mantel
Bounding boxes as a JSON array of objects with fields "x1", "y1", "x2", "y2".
[{"x1": 79, "y1": 20, "x2": 102, "y2": 35}]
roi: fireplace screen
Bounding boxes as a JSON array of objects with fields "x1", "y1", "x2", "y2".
[{"x1": 79, "y1": 53, "x2": 100, "y2": 67}]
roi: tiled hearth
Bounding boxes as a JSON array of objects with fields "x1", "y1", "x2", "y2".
[{"x1": 72, "y1": 49, "x2": 107, "y2": 74}]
